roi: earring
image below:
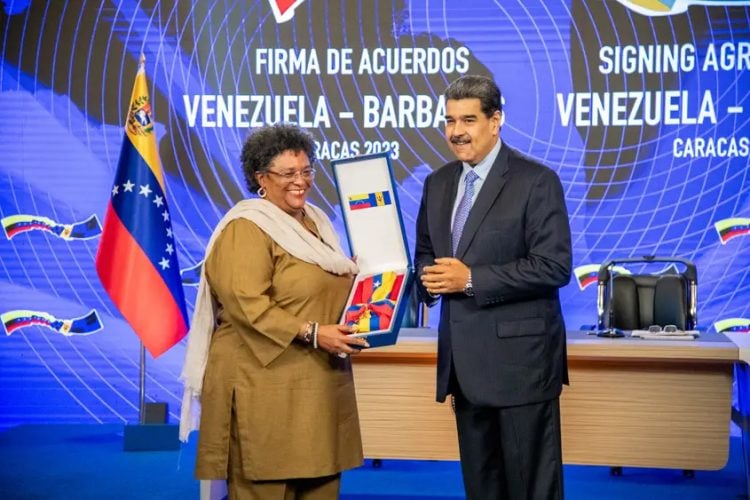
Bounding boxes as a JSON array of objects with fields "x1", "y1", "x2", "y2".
[{"x1": 258, "y1": 186, "x2": 267, "y2": 198}]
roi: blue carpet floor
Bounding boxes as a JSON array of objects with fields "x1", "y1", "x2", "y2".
[{"x1": 0, "y1": 424, "x2": 747, "y2": 499}]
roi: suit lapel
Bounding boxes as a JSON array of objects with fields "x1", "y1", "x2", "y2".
[
  {"x1": 455, "y1": 144, "x2": 510, "y2": 259},
  {"x1": 434, "y1": 163, "x2": 462, "y2": 258}
]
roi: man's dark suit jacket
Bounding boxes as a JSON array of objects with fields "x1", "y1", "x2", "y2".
[{"x1": 415, "y1": 142, "x2": 572, "y2": 407}]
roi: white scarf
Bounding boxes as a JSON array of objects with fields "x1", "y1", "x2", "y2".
[{"x1": 179, "y1": 198, "x2": 358, "y2": 442}]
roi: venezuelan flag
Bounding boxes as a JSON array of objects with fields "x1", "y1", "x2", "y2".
[
  {"x1": 714, "y1": 217, "x2": 750, "y2": 244},
  {"x1": 345, "y1": 304, "x2": 371, "y2": 331},
  {"x1": 348, "y1": 191, "x2": 392, "y2": 211},
  {"x1": 350, "y1": 271, "x2": 404, "y2": 304},
  {"x1": 345, "y1": 300, "x2": 395, "y2": 332},
  {"x1": 96, "y1": 57, "x2": 188, "y2": 357},
  {"x1": 345, "y1": 271, "x2": 404, "y2": 332}
]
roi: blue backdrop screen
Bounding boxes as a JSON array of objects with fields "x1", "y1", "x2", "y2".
[{"x1": 1, "y1": 0, "x2": 749, "y2": 426}]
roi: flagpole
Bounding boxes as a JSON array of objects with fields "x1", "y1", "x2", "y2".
[
  {"x1": 139, "y1": 343, "x2": 146, "y2": 424},
  {"x1": 137, "y1": 52, "x2": 147, "y2": 427}
]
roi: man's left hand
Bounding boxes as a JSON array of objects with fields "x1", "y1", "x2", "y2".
[{"x1": 421, "y1": 257, "x2": 470, "y2": 295}]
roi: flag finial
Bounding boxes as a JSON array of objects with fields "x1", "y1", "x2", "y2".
[{"x1": 139, "y1": 53, "x2": 145, "y2": 69}]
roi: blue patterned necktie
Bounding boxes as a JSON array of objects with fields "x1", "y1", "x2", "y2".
[{"x1": 452, "y1": 169, "x2": 479, "y2": 255}]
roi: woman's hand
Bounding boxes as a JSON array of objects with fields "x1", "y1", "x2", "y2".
[{"x1": 316, "y1": 323, "x2": 369, "y2": 356}]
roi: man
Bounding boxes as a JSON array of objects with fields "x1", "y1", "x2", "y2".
[{"x1": 415, "y1": 74, "x2": 572, "y2": 500}]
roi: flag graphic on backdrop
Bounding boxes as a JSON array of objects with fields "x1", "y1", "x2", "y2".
[
  {"x1": 573, "y1": 264, "x2": 632, "y2": 291},
  {"x1": 715, "y1": 217, "x2": 750, "y2": 244},
  {"x1": 573, "y1": 264, "x2": 602, "y2": 291},
  {"x1": 268, "y1": 0, "x2": 307, "y2": 23},
  {"x1": 616, "y1": 0, "x2": 750, "y2": 16},
  {"x1": 2, "y1": 214, "x2": 102, "y2": 240},
  {"x1": 2, "y1": 309, "x2": 103, "y2": 336},
  {"x1": 96, "y1": 57, "x2": 188, "y2": 357},
  {"x1": 714, "y1": 318, "x2": 750, "y2": 333}
]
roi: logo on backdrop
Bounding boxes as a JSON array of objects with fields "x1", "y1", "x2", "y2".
[
  {"x1": 2, "y1": 309, "x2": 104, "y2": 336},
  {"x1": 1, "y1": 214, "x2": 102, "y2": 241},
  {"x1": 268, "y1": 0, "x2": 307, "y2": 23},
  {"x1": 616, "y1": 0, "x2": 750, "y2": 16}
]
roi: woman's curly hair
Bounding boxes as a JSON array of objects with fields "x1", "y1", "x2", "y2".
[{"x1": 240, "y1": 123, "x2": 317, "y2": 193}]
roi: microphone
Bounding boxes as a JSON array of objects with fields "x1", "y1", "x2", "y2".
[{"x1": 597, "y1": 262, "x2": 625, "y2": 338}]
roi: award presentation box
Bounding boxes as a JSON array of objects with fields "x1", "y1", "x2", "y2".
[{"x1": 331, "y1": 152, "x2": 414, "y2": 348}]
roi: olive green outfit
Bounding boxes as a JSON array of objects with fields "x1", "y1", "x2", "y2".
[{"x1": 195, "y1": 216, "x2": 363, "y2": 492}]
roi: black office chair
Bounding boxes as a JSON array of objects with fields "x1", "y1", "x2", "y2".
[
  {"x1": 596, "y1": 256, "x2": 697, "y2": 335},
  {"x1": 595, "y1": 256, "x2": 698, "y2": 478}
]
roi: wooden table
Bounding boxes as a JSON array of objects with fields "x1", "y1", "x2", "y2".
[{"x1": 351, "y1": 328, "x2": 738, "y2": 470}]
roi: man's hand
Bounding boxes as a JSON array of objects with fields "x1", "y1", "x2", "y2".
[{"x1": 421, "y1": 257, "x2": 470, "y2": 295}]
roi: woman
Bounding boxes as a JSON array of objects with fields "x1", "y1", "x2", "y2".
[{"x1": 180, "y1": 123, "x2": 368, "y2": 499}]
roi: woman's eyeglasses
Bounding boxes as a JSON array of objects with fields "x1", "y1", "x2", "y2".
[{"x1": 265, "y1": 167, "x2": 316, "y2": 182}]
